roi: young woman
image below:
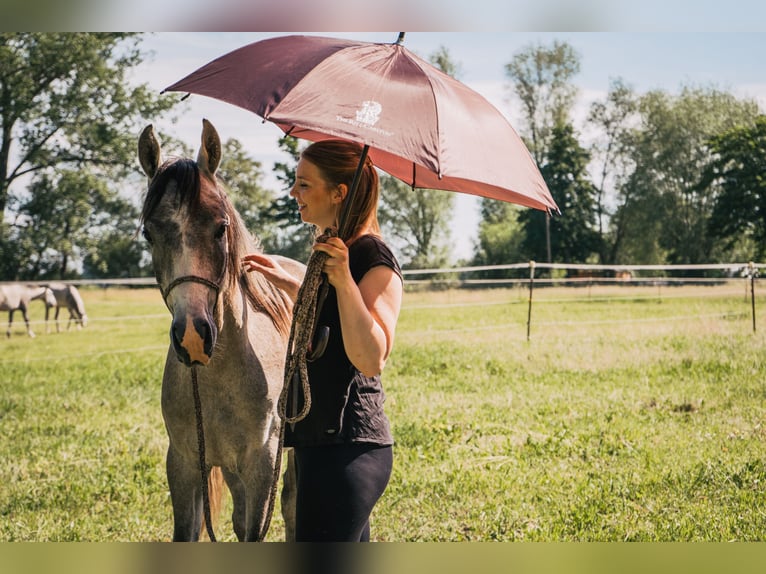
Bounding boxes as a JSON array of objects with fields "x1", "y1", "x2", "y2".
[{"x1": 243, "y1": 140, "x2": 403, "y2": 542}]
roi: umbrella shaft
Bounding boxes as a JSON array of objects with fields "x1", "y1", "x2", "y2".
[{"x1": 338, "y1": 145, "x2": 370, "y2": 240}]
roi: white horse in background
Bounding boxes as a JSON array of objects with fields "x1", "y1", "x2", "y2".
[
  {"x1": 0, "y1": 284, "x2": 54, "y2": 338},
  {"x1": 44, "y1": 282, "x2": 88, "y2": 333}
]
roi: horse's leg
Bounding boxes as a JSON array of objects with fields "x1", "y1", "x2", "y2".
[
  {"x1": 44, "y1": 304, "x2": 50, "y2": 334},
  {"x1": 281, "y1": 448, "x2": 297, "y2": 542},
  {"x1": 55, "y1": 306, "x2": 61, "y2": 333},
  {"x1": 6, "y1": 310, "x2": 12, "y2": 338},
  {"x1": 221, "y1": 468, "x2": 247, "y2": 541},
  {"x1": 20, "y1": 305, "x2": 34, "y2": 338},
  {"x1": 165, "y1": 446, "x2": 203, "y2": 541},
  {"x1": 242, "y1": 441, "x2": 280, "y2": 541}
]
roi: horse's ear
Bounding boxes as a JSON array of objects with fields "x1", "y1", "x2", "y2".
[
  {"x1": 138, "y1": 124, "x2": 162, "y2": 179},
  {"x1": 197, "y1": 119, "x2": 221, "y2": 177}
]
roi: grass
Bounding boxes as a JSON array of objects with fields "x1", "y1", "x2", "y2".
[{"x1": 1, "y1": 283, "x2": 765, "y2": 541}]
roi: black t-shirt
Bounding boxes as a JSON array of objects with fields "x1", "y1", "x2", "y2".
[{"x1": 284, "y1": 235, "x2": 402, "y2": 447}]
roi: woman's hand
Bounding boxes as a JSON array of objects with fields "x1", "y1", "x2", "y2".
[
  {"x1": 313, "y1": 236, "x2": 353, "y2": 288},
  {"x1": 242, "y1": 252, "x2": 300, "y2": 302}
]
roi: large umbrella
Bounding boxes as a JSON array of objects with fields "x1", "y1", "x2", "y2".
[{"x1": 162, "y1": 33, "x2": 558, "y2": 216}]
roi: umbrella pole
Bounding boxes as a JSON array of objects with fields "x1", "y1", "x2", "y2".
[{"x1": 337, "y1": 144, "x2": 370, "y2": 240}]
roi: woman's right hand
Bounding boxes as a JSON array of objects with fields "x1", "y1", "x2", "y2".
[{"x1": 242, "y1": 252, "x2": 300, "y2": 302}]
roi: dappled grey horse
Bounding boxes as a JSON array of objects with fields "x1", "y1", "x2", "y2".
[
  {"x1": 44, "y1": 282, "x2": 88, "y2": 333},
  {"x1": 0, "y1": 284, "x2": 54, "y2": 338},
  {"x1": 138, "y1": 119, "x2": 304, "y2": 541}
]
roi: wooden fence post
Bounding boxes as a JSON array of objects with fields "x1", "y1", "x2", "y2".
[
  {"x1": 526, "y1": 260, "x2": 535, "y2": 341},
  {"x1": 749, "y1": 261, "x2": 757, "y2": 333}
]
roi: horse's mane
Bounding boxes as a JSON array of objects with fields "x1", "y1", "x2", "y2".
[{"x1": 141, "y1": 158, "x2": 292, "y2": 338}]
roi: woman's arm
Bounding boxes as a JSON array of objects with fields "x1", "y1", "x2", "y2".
[{"x1": 315, "y1": 237, "x2": 403, "y2": 377}]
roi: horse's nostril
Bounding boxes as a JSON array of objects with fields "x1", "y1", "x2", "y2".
[{"x1": 170, "y1": 315, "x2": 216, "y2": 366}]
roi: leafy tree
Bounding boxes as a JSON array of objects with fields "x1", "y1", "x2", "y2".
[
  {"x1": 503, "y1": 40, "x2": 581, "y2": 263},
  {"x1": 586, "y1": 78, "x2": 639, "y2": 261},
  {"x1": 704, "y1": 115, "x2": 766, "y2": 260},
  {"x1": 12, "y1": 169, "x2": 139, "y2": 278},
  {"x1": 519, "y1": 122, "x2": 601, "y2": 264},
  {"x1": 505, "y1": 40, "x2": 581, "y2": 166},
  {"x1": 471, "y1": 198, "x2": 524, "y2": 275},
  {"x1": 611, "y1": 86, "x2": 758, "y2": 264},
  {"x1": 217, "y1": 138, "x2": 278, "y2": 246},
  {"x1": 378, "y1": 176, "x2": 453, "y2": 269},
  {"x1": 0, "y1": 33, "x2": 178, "y2": 278}
]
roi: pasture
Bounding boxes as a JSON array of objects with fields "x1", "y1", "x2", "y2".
[{"x1": 1, "y1": 282, "x2": 765, "y2": 541}]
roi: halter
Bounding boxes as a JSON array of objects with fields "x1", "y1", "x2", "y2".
[{"x1": 161, "y1": 274, "x2": 223, "y2": 311}]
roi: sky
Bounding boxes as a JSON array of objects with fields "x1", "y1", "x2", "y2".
[{"x1": 132, "y1": 32, "x2": 766, "y2": 262}]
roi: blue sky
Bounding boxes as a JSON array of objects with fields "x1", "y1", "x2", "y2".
[{"x1": 135, "y1": 32, "x2": 766, "y2": 261}]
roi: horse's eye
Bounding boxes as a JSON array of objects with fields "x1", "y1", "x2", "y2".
[
  {"x1": 215, "y1": 220, "x2": 228, "y2": 240},
  {"x1": 142, "y1": 227, "x2": 153, "y2": 245}
]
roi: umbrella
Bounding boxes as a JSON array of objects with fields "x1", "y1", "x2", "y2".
[{"x1": 162, "y1": 33, "x2": 558, "y2": 216}]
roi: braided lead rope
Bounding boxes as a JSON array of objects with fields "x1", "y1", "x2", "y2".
[
  {"x1": 277, "y1": 228, "x2": 337, "y2": 424},
  {"x1": 261, "y1": 229, "x2": 336, "y2": 541},
  {"x1": 191, "y1": 366, "x2": 217, "y2": 542}
]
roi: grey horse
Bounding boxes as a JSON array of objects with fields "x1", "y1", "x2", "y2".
[
  {"x1": 43, "y1": 282, "x2": 88, "y2": 333},
  {"x1": 138, "y1": 119, "x2": 303, "y2": 541},
  {"x1": 0, "y1": 284, "x2": 54, "y2": 337}
]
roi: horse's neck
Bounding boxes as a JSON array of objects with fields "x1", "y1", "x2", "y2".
[{"x1": 28, "y1": 286, "x2": 48, "y2": 301}]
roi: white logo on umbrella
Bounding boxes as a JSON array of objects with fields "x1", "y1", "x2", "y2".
[{"x1": 355, "y1": 101, "x2": 382, "y2": 126}]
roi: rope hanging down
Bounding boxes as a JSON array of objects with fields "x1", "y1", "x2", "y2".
[{"x1": 277, "y1": 227, "x2": 338, "y2": 424}]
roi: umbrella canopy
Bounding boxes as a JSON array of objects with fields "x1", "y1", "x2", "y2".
[{"x1": 163, "y1": 34, "x2": 558, "y2": 214}]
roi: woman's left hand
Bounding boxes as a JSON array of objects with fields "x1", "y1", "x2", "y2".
[{"x1": 313, "y1": 236, "x2": 352, "y2": 287}]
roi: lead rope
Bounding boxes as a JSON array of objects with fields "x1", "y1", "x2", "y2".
[
  {"x1": 261, "y1": 228, "x2": 336, "y2": 541},
  {"x1": 191, "y1": 366, "x2": 217, "y2": 542}
]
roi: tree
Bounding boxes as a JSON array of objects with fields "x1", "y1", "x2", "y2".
[
  {"x1": 12, "y1": 169, "x2": 138, "y2": 278},
  {"x1": 610, "y1": 86, "x2": 759, "y2": 264},
  {"x1": 505, "y1": 40, "x2": 581, "y2": 166},
  {"x1": 217, "y1": 138, "x2": 278, "y2": 247},
  {"x1": 471, "y1": 198, "x2": 524, "y2": 275},
  {"x1": 378, "y1": 176, "x2": 453, "y2": 269},
  {"x1": 504, "y1": 40, "x2": 581, "y2": 262},
  {"x1": 586, "y1": 78, "x2": 639, "y2": 262},
  {"x1": 0, "y1": 33, "x2": 178, "y2": 278},
  {"x1": 519, "y1": 122, "x2": 601, "y2": 264},
  {"x1": 705, "y1": 115, "x2": 766, "y2": 260}
]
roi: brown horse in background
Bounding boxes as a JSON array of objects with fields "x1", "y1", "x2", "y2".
[{"x1": 138, "y1": 119, "x2": 304, "y2": 541}]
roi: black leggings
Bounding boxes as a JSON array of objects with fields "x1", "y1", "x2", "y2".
[{"x1": 293, "y1": 443, "x2": 393, "y2": 542}]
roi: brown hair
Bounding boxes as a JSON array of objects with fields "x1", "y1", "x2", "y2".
[{"x1": 300, "y1": 139, "x2": 380, "y2": 241}]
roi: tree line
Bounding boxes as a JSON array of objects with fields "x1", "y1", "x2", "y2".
[{"x1": 1, "y1": 33, "x2": 764, "y2": 281}]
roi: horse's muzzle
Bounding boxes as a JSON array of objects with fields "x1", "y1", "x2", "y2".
[{"x1": 170, "y1": 314, "x2": 216, "y2": 366}]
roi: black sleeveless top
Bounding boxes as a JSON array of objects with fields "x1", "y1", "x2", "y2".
[{"x1": 284, "y1": 235, "x2": 401, "y2": 448}]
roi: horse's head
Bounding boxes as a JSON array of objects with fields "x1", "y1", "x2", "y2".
[{"x1": 138, "y1": 119, "x2": 231, "y2": 367}]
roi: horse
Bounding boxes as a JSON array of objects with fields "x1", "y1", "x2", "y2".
[
  {"x1": 43, "y1": 282, "x2": 88, "y2": 333},
  {"x1": 138, "y1": 119, "x2": 304, "y2": 542},
  {"x1": 0, "y1": 283, "x2": 54, "y2": 338}
]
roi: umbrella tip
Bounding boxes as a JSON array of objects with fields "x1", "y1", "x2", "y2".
[{"x1": 396, "y1": 32, "x2": 406, "y2": 45}]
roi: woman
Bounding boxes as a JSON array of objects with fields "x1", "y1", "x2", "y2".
[{"x1": 242, "y1": 140, "x2": 403, "y2": 542}]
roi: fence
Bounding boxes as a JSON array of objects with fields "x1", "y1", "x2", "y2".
[
  {"x1": 401, "y1": 261, "x2": 764, "y2": 339},
  {"x1": 4, "y1": 261, "x2": 763, "y2": 340}
]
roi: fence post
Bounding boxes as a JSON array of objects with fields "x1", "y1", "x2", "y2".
[
  {"x1": 526, "y1": 260, "x2": 535, "y2": 341},
  {"x1": 749, "y1": 261, "x2": 757, "y2": 333}
]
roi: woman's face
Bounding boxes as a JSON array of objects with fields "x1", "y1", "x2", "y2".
[{"x1": 290, "y1": 157, "x2": 341, "y2": 229}]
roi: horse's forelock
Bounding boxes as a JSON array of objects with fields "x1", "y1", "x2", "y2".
[{"x1": 141, "y1": 158, "x2": 201, "y2": 223}]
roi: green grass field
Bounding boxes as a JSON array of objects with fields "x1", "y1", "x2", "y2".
[{"x1": 1, "y1": 282, "x2": 765, "y2": 541}]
